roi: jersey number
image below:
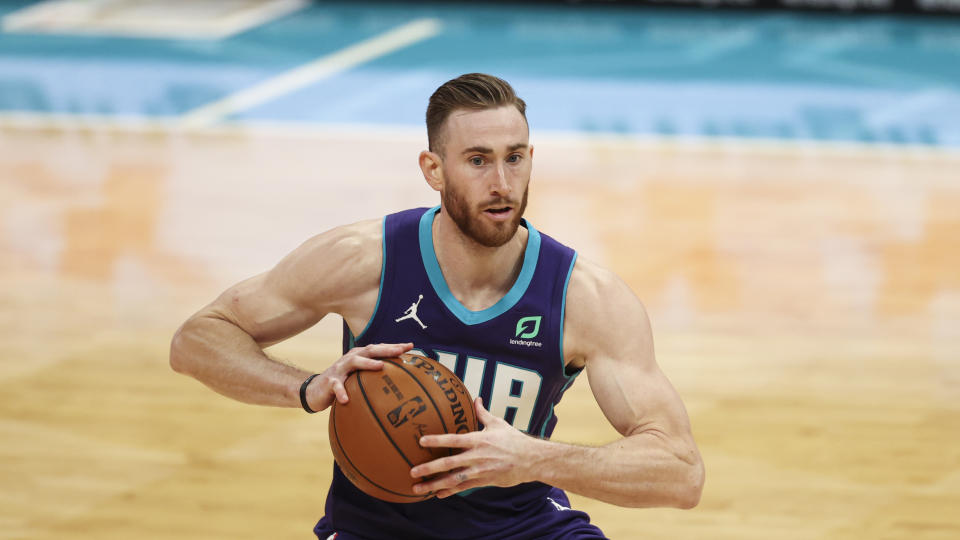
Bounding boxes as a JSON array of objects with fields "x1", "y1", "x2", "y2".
[{"x1": 410, "y1": 348, "x2": 542, "y2": 433}]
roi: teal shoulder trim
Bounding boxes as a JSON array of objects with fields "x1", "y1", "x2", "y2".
[
  {"x1": 559, "y1": 252, "x2": 578, "y2": 380},
  {"x1": 355, "y1": 216, "x2": 387, "y2": 342},
  {"x1": 418, "y1": 206, "x2": 541, "y2": 326},
  {"x1": 538, "y1": 372, "x2": 581, "y2": 438}
]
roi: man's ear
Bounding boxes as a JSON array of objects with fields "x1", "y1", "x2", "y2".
[{"x1": 419, "y1": 150, "x2": 443, "y2": 192}]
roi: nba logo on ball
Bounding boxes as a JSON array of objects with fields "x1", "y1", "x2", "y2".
[{"x1": 386, "y1": 396, "x2": 427, "y2": 427}]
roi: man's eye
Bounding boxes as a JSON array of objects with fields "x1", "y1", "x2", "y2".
[
  {"x1": 507, "y1": 154, "x2": 521, "y2": 163},
  {"x1": 470, "y1": 157, "x2": 484, "y2": 166}
]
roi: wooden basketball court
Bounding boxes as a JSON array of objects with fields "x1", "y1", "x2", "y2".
[{"x1": 1, "y1": 123, "x2": 958, "y2": 539}]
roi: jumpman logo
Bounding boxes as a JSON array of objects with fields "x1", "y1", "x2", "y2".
[{"x1": 395, "y1": 294, "x2": 427, "y2": 329}]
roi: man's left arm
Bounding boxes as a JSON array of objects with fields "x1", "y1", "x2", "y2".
[{"x1": 412, "y1": 260, "x2": 704, "y2": 508}]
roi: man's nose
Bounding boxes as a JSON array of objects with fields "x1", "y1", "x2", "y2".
[{"x1": 491, "y1": 163, "x2": 512, "y2": 196}]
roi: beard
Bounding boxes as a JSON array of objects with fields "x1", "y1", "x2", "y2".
[{"x1": 443, "y1": 182, "x2": 529, "y2": 248}]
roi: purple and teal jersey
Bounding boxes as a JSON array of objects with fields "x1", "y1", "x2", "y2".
[{"x1": 314, "y1": 207, "x2": 606, "y2": 540}]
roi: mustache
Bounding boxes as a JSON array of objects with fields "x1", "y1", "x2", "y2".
[{"x1": 481, "y1": 198, "x2": 516, "y2": 208}]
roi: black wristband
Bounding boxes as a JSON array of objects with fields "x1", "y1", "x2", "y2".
[{"x1": 299, "y1": 373, "x2": 321, "y2": 414}]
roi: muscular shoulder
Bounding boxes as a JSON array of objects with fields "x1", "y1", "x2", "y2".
[
  {"x1": 294, "y1": 218, "x2": 381, "y2": 266},
  {"x1": 562, "y1": 256, "x2": 652, "y2": 370},
  {"x1": 269, "y1": 218, "x2": 383, "y2": 315}
]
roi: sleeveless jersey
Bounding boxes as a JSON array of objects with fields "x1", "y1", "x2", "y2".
[{"x1": 315, "y1": 206, "x2": 594, "y2": 540}]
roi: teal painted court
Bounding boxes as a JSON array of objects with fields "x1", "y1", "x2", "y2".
[{"x1": 1, "y1": 1, "x2": 958, "y2": 146}]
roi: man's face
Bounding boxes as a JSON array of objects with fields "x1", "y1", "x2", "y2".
[{"x1": 437, "y1": 106, "x2": 532, "y2": 248}]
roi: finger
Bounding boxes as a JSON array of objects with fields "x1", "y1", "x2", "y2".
[
  {"x1": 414, "y1": 468, "x2": 484, "y2": 495},
  {"x1": 474, "y1": 398, "x2": 500, "y2": 430},
  {"x1": 364, "y1": 342, "x2": 414, "y2": 358},
  {"x1": 332, "y1": 379, "x2": 349, "y2": 404},
  {"x1": 474, "y1": 397, "x2": 496, "y2": 424},
  {"x1": 345, "y1": 355, "x2": 384, "y2": 372},
  {"x1": 418, "y1": 432, "x2": 477, "y2": 449},
  {"x1": 412, "y1": 467, "x2": 472, "y2": 495},
  {"x1": 436, "y1": 478, "x2": 484, "y2": 499},
  {"x1": 410, "y1": 454, "x2": 466, "y2": 478}
]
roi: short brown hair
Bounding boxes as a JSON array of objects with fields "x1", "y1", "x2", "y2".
[{"x1": 426, "y1": 73, "x2": 527, "y2": 154}]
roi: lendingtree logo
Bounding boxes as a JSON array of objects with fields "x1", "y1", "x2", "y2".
[
  {"x1": 515, "y1": 316, "x2": 541, "y2": 338},
  {"x1": 511, "y1": 316, "x2": 542, "y2": 347}
]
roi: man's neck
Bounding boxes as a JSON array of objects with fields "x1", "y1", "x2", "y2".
[{"x1": 431, "y1": 210, "x2": 528, "y2": 312}]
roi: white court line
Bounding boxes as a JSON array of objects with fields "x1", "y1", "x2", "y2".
[
  {"x1": 177, "y1": 18, "x2": 442, "y2": 129},
  {"x1": 1, "y1": 0, "x2": 310, "y2": 40}
]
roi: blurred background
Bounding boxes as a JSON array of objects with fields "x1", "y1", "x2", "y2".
[{"x1": 1, "y1": 1, "x2": 958, "y2": 539}]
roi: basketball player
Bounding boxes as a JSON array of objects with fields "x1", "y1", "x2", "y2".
[{"x1": 170, "y1": 73, "x2": 704, "y2": 539}]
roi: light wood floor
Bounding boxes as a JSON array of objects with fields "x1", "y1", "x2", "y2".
[{"x1": 1, "y1": 125, "x2": 958, "y2": 539}]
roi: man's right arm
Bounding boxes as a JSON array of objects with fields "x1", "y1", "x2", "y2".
[{"x1": 169, "y1": 219, "x2": 409, "y2": 412}]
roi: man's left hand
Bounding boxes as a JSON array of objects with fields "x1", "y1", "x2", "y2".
[{"x1": 410, "y1": 397, "x2": 540, "y2": 498}]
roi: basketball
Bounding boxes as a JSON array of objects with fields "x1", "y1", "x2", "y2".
[{"x1": 328, "y1": 352, "x2": 479, "y2": 503}]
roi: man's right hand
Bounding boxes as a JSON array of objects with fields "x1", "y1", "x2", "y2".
[{"x1": 304, "y1": 342, "x2": 414, "y2": 412}]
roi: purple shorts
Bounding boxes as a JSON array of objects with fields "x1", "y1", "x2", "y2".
[{"x1": 313, "y1": 487, "x2": 607, "y2": 540}]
